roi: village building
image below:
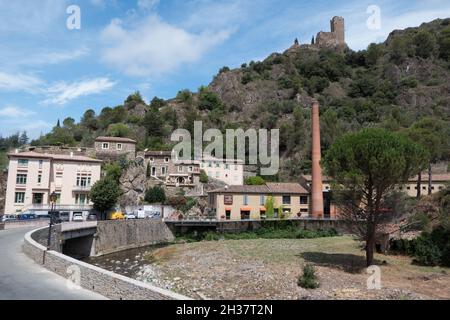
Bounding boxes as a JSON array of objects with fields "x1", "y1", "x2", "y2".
[
  {"x1": 4, "y1": 150, "x2": 102, "y2": 217},
  {"x1": 208, "y1": 183, "x2": 312, "y2": 220},
  {"x1": 140, "y1": 151, "x2": 201, "y2": 187},
  {"x1": 94, "y1": 136, "x2": 137, "y2": 161},
  {"x1": 199, "y1": 156, "x2": 244, "y2": 185}
]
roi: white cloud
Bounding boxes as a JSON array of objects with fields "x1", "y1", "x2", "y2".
[
  {"x1": 0, "y1": 0, "x2": 68, "y2": 34},
  {"x1": 16, "y1": 47, "x2": 90, "y2": 66},
  {"x1": 0, "y1": 72, "x2": 43, "y2": 93},
  {"x1": 137, "y1": 0, "x2": 159, "y2": 11},
  {"x1": 100, "y1": 15, "x2": 231, "y2": 76},
  {"x1": 43, "y1": 77, "x2": 117, "y2": 105},
  {"x1": 0, "y1": 106, "x2": 35, "y2": 118}
]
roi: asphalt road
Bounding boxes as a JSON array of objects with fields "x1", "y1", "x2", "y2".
[{"x1": 0, "y1": 227, "x2": 106, "y2": 300}]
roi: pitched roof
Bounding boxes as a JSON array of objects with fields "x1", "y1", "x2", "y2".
[
  {"x1": 95, "y1": 136, "x2": 137, "y2": 144},
  {"x1": 145, "y1": 150, "x2": 173, "y2": 156},
  {"x1": 266, "y1": 182, "x2": 309, "y2": 194},
  {"x1": 8, "y1": 151, "x2": 102, "y2": 163},
  {"x1": 209, "y1": 183, "x2": 308, "y2": 194}
]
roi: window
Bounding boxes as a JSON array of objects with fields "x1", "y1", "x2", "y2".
[
  {"x1": 16, "y1": 174, "x2": 27, "y2": 184},
  {"x1": 260, "y1": 195, "x2": 265, "y2": 205},
  {"x1": 149, "y1": 157, "x2": 154, "y2": 163},
  {"x1": 282, "y1": 195, "x2": 291, "y2": 205},
  {"x1": 224, "y1": 195, "x2": 233, "y2": 205},
  {"x1": 15, "y1": 192, "x2": 25, "y2": 203},
  {"x1": 407, "y1": 186, "x2": 411, "y2": 190},
  {"x1": 422, "y1": 186, "x2": 426, "y2": 190},
  {"x1": 225, "y1": 210, "x2": 231, "y2": 220},
  {"x1": 300, "y1": 196, "x2": 308, "y2": 204},
  {"x1": 161, "y1": 166, "x2": 167, "y2": 176},
  {"x1": 39, "y1": 160, "x2": 43, "y2": 169},
  {"x1": 76, "y1": 174, "x2": 91, "y2": 187},
  {"x1": 164, "y1": 157, "x2": 170, "y2": 163},
  {"x1": 75, "y1": 194, "x2": 87, "y2": 205},
  {"x1": 151, "y1": 167, "x2": 156, "y2": 176},
  {"x1": 178, "y1": 166, "x2": 183, "y2": 172},
  {"x1": 37, "y1": 174, "x2": 42, "y2": 184},
  {"x1": 300, "y1": 209, "x2": 308, "y2": 213},
  {"x1": 325, "y1": 186, "x2": 330, "y2": 190},
  {"x1": 225, "y1": 164, "x2": 229, "y2": 170},
  {"x1": 243, "y1": 195, "x2": 248, "y2": 205},
  {"x1": 208, "y1": 162, "x2": 212, "y2": 167},
  {"x1": 102, "y1": 142, "x2": 109, "y2": 150},
  {"x1": 117, "y1": 143, "x2": 123, "y2": 150},
  {"x1": 188, "y1": 166, "x2": 193, "y2": 172},
  {"x1": 18, "y1": 159, "x2": 28, "y2": 167},
  {"x1": 216, "y1": 162, "x2": 220, "y2": 168}
]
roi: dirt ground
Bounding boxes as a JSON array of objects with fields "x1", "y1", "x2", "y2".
[{"x1": 135, "y1": 236, "x2": 449, "y2": 300}]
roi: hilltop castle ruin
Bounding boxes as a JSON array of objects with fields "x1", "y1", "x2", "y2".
[{"x1": 292, "y1": 16, "x2": 346, "y2": 49}]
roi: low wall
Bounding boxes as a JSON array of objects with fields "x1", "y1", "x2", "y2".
[
  {"x1": 93, "y1": 219, "x2": 175, "y2": 256},
  {"x1": 23, "y1": 227, "x2": 190, "y2": 300},
  {"x1": 4, "y1": 219, "x2": 49, "y2": 230},
  {"x1": 169, "y1": 218, "x2": 352, "y2": 235}
]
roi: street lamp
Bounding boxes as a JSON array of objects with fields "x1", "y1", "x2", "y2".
[{"x1": 47, "y1": 191, "x2": 58, "y2": 250}]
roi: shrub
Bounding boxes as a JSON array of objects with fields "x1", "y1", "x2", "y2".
[
  {"x1": 297, "y1": 265, "x2": 320, "y2": 289},
  {"x1": 244, "y1": 176, "x2": 266, "y2": 185},
  {"x1": 145, "y1": 186, "x2": 166, "y2": 204},
  {"x1": 199, "y1": 170, "x2": 209, "y2": 183}
]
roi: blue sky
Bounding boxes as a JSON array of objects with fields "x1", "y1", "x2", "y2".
[{"x1": 1, "y1": 0, "x2": 450, "y2": 138}]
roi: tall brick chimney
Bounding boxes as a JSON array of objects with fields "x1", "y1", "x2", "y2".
[{"x1": 311, "y1": 100, "x2": 324, "y2": 218}]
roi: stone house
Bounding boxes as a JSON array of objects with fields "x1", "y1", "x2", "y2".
[
  {"x1": 94, "y1": 136, "x2": 137, "y2": 161},
  {"x1": 140, "y1": 151, "x2": 201, "y2": 187}
]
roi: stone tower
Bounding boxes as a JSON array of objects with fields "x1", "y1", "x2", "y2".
[
  {"x1": 330, "y1": 16, "x2": 345, "y2": 45},
  {"x1": 311, "y1": 100, "x2": 324, "y2": 218}
]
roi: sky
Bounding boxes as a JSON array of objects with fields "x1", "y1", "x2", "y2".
[{"x1": 1, "y1": 0, "x2": 450, "y2": 139}]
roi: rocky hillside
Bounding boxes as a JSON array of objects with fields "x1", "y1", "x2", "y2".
[{"x1": 30, "y1": 18, "x2": 450, "y2": 180}]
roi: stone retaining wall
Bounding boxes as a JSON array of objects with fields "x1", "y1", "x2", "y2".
[
  {"x1": 93, "y1": 219, "x2": 175, "y2": 256},
  {"x1": 23, "y1": 227, "x2": 190, "y2": 300}
]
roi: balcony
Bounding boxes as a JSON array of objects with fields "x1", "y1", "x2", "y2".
[{"x1": 72, "y1": 185, "x2": 92, "y2": 192}]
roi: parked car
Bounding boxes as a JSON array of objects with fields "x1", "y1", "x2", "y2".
[
  {"x1": 72, "y1": 212, "x2": 84, "y2": 222},
  {"x1": 86, "y1": 213, "x2": 97, "y2": 221},
  {"x1": 108, "y1": 211, "x2": 125, "y2": 220},
  {"x1": 57, "y1": 212, "x2": 70, "y2": 223},
  {"x1": 149, "y1": 211, "x2": 161, "y2": 219},
  {"x1": 1, "y1": 214, "x2": 17, "y2": 222},
  {"x1": 17, "y1": 213, "x2": 37, "y2": 220},
  {"x1": 125, "y1": 213, "x2": 136, "y2": 220}
]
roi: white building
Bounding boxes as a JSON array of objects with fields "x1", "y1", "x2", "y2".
[
  {"x1": 199, "y1": 157, "x2": 244, "y2": 185},
  {"x1": 4, "y1": 151, "x2": 102, "y2": 216}
]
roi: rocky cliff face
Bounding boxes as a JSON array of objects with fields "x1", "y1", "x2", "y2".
[
  {"x1": 0, "y1": 170, "x2": 6, "y2": 215},
  {"x1": 119, "y1": 161, "x2": 147, "y2": 207}
]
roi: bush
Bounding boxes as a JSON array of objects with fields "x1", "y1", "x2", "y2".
[
  {"x1": 145, "y1": 186, "x2": 166, "y2": 204},
  {"x1": 199, "y1": 170, "x2": 209, "y2": 183},
  {"x1": 244, "y1": 176, "x2": 266, "y2": 185},
  {"x1": 297, "y1": 265, "x2": 320, "y2": 289}
]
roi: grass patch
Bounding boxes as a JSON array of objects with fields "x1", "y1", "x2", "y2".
[{"x1": 177, "y1": 227, "x2": 339, "y2": 242}]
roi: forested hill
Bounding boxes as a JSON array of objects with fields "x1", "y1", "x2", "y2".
[{"x1": 4, "y1": 17, "x2": 449, "y2": 179}]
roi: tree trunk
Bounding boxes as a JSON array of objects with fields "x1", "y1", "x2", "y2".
[
  {"x1": 428, "y1": 162, "x2": 432, "y2": 195},
  {"x1": 366, "y1": 223, "x2": 375, "y2": 267},
  {"x1": 366, "y1": 236, "x2": 375, "y2": 267},
  {"x1": 416, "y1": 171, "x2": 421, "y2": 198}
]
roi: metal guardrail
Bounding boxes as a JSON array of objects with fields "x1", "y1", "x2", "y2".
[{"x1": 23, "y1": 204, "x2": 93, "y2": 212}]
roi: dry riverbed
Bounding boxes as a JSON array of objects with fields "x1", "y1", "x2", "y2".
[{"x1": 87, "y1": 236, "x2": 450, "y2": 300}]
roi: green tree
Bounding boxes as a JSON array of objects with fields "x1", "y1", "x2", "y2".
[
  {"x1": 106, "y1": 123, "x2": 131, "y2": 137},
  {"x1": 145, "y1": 186, "x2": 166, "y2": 204},
  {"x1": 265, "y1": 196, "x2": 275, "y2": 219},
  {"x1": 19, "y1": 131, "x2": 28, "y2": 145},
  {"x1": 244, "y1": 176, "x2": 266, "y2": 185},
  {"x1": 90, "y1": 176, "x2": 121, "y2": 220},
  {"x1": 198, "y1": 86, "x2": 222, "y2": 111},
  {"x1": 199, "y1": 170, "x2": 209, "y2": 183},
  {"x1": 323, "y1": 128, "x2": 427, "y2": 266},
  {"x1": 407, "y1": 118, "x2": 448, "y2": 195},
  {"x1": 414, "y1": 30, "x2": 436, "y2": 59},
  {"x1": 104, "y1": 162, "x2": 122, "y2": 182},
  {"x1": 143, "y1": 107, "x2": 163, "y2": 137},
  {"x1": 438, "y1": 27, "x2": 450, "y2": 60}
]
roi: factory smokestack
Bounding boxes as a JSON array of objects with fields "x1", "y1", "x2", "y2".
[{"x1": 311, "y1": 100, "x2": 324, "y2": 218}]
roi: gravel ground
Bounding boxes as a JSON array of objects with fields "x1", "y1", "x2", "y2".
[{"x1": 87, "y1": 236, "x2": 450, "y2": 300}]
